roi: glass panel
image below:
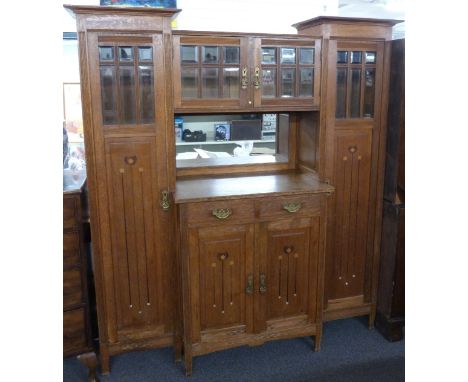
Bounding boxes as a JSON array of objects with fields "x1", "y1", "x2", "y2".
[
  {"x1": 337, "y1": 51, "x2": 348, "y2": 64},
  {"x1": 181, "y1": 46, "x2": 198, "y2": 64},
  {"x1": 365, "y1": 51, "x2": 376, "y2": 64},
  {"x1": 335, "y1": 68, "x2": 347, "y2": 118},
  {"x1": 119, "y1": 46, "x2": 133, "y2": 62},
  {"x1": 350, "y1": 69, "x2": 361, "y2": 118},
  {"x1": 99, "y1": 46, "x2": 114, "y2": 61},
  {"x1": 280, "y1": 48, "x2": 296, "y2": 64},
  {"x1": 202, "y1": 46, "x2": 219, "y2": 63},
  {"x1": 262, "y1": 68, "x2": 276, "y2": 98},
  {"x1": 364, "y1": 68, "x2": 375, "y2": 117},
  {"x1": 138, "y1": 66, "x2": 154, "y2": 123},
  {"x1": 300, "y1": 48, "x2": 314, "y2": 65},
  {"x1": 202, "y1": 68, "x2": 219, "y2": 98},
  {"x1": 181, "y1": 68, "x2": 198, "y2": 99},
  {"x1": 222, "y1": 68, "x2": 239, "y2": 99},
  {"x1": 138, "y1": 47, "x2": 153, "y2": 62},
  {"x1": 100, "y1": 66, "x2": 117, "y2": 124},
  {"x1": 224, "y1": 47, "x2": 240, "y2": 64},
  {"x1": 119, "y1": 66, "x2": 136, "y2": 123},
  {"x1": 261, "y1": 47, "x2": 276, "y2": 65},
  {"x1": 281, "y1": 68, "x2": 295, "y2": 97},
  {"x1": 350, "y1": 51, "x2": 362, "y2": 64},
  {"x1": 299, "y1": 68, "x2": 314, "y2": 97}
]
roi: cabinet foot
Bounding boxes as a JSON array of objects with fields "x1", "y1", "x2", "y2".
[
  {"x1": 314, "y1": 326, "x2": 322, "y2": 352},
  {"x1": 99, "y1": 346, "x2": 110, "y2": 375},
  {"x1": 368, "y1": 310, "x2": 376, "y2": 330},
  {"x1": 184, "y1": 344, "x2": 193, "y2": 376},
  {"x1": 174, "y1": 337, "x2": 183, "y2": 363},
  {"x1": 78, "y1": 352, "x2": 100, "y2": 382}
]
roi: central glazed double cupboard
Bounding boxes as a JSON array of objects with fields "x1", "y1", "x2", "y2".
[{"x1": 65, "y1": 4, "x2": 399, "y2": 376}]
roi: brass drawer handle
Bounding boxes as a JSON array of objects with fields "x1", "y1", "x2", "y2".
[
  {"x1": 259, "y1": 273, "x2": 267, "y2": 294},
  {"x1": 246, "y1": 274, "x2": 254, "y2": 295},
  {"x1": 212, "y1": 208, "x2": 232, "y2": 219},
  {"x1": 283, "y1": 202, "x2": 301, "y2": 213}
]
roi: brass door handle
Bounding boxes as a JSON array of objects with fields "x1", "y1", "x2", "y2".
[
  {"x1": 253, "y1": 66, "x2": 260, "y2": 89},
  {"x1": 246, "y1": 274, "x2": 254, "y2": 295},
  {"x1": 259, "y1": 273, "x2": 267, "y2": 294},
  {"x1": 283, "y1": 202, "x2": 301, "y2": 213},
  {"x1": 160, "y1": 191, "x2": 170, "y2": 211},
  {"x1": 212, "y1": 208, "x2": 232, "y2": 219},
  {"x1": 241, "y1": 67, "x2": 248, "y2": 89}
]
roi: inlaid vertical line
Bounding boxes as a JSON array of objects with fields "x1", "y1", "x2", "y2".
[
  {"x1": 221, "y1": 260, "x2": 225, "y2": 312},
  {"x1": 212, "y1": 265, "x2": 216, "y2": 307},
  {"x1": 339, "y1": 153, "x2": 347, "y2": 279},
  {"x1": 278, "y1": 258, "x2": 282, "y2": 298},
  {"x1": 346, "y1": 152, "x2": 355, "y2": 279},
  {"x1": 286, "y1": 253, "x2": 290, "y2": 304},
  {"x1": 139, "y1": 170, "x2": 150, "y2": 305},
  {"x1": 352, "y1": 157, "x2": 362, "y2": 276},
  {"x1": 121, "y1": 172, "x2": 132, "y2": 307},
  {"x1": 294, "y1": 255, "x2": 298, "y2": 296},
  {"x1": 230, "y1": 262, "x2": 233, "y2": 304},
  {"x1": 130, "y1": 167, "x2": 141, "y2": 311}
]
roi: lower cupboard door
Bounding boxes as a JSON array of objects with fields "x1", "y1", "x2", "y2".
[
  {"x1": 257, "y1": 217, "x2": 320, "y2": 330},
  {"x1": 188, "y1": 224, "x2": 254, "y2": 341}
]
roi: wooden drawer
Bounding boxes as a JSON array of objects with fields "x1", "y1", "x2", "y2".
[
  {"x1": 184, "y1": 199, "x2": 255, "y2": 226},
  {"x1": 63, "y1": 231, "x2": 81, "y2": 266},
  {"x1": 63, "y1": 308, "x2": 87, "y2": 355},
  {"x1": 64, "y1": 268, "x2": 83, "y2": 308},
  {"x1": 257, "y1": 194, "x2": 321, "y2": 219},
  {"x1": 64, "y1": 196, "x2": 79, "y2": 229}
]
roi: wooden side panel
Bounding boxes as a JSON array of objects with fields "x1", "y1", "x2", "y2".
[
  {"x1": 105, "y1": 137, "x2": 164, "y2": 331},
  {"x1": 327, "y1": 129, "x2": 372, "y2": 300}
]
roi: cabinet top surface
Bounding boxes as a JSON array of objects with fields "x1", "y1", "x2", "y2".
[
  {"x1": 292, "y1": 15, "x2": 403, "y2": 30},
  {"x1": 63, "y1": 4, "x2": 181, "y2": 17},
  {"x1": 175, "y1": 172, "x2": 334, "y2": 204}
]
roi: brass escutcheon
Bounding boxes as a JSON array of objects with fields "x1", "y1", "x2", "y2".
[{"x1": 125, "y1": 156, "x2": 137, "y2": 165}]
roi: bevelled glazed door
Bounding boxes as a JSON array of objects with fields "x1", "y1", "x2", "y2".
[
  {"x1": 87, "y1": 32, "x2": 173, "y2": 347},
  {"x1": 173, "y1": 35, "x2": 249, "y2": 111},
  {"x1": 324, "y1": 40, "x2": 385, "y2": 312},
  {"x1": 253, "y1": 38, "x2": 321, "y2": 109}
]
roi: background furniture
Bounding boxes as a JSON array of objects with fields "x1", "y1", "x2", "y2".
[
  {"x1": 376, "y1": 38, "x2": 405, "y2": 341},
  {"x1": 63, "y1": 182, "x2": 93, "y2": 357}
]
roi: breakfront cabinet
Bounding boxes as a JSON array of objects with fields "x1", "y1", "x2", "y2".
[
  {"x1": 66, "y1": 4, "x2": 399, "y2": 376},
  {"x1": 294, "y1": 17, "x2": 400, "y2": 326}
]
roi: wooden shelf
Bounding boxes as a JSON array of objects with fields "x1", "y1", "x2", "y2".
[{"x1": 176, "y1": 139, "x2": 275, "y2": 146}]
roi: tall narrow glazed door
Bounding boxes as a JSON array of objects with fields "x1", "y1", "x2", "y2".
[
  {"x1": 87, "y1": 32, "x2": 173, "y2": 342},
  {"x1": 324, "y1": 40, "x2": 386, "y2": 311}
]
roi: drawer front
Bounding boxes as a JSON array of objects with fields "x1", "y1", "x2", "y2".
[
  {"x1": 63, "y1": 308, "x2": 87, "y2": 355},
  {"x1": 184, "y1": 199, "x2": 255, "y2": 226},
  {"x1": 258, "y1": 194, "x2": 321, "y2": 219},
  {"x1": 63, "y1": 268, "x2": 83, "y2": 308},
  {"x1": 63, "y1": 231, "x2": 81, "y2": 267}
]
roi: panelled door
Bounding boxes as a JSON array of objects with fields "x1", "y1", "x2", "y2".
[
  {"x1": 187, "y1": 224, "x2": 255, "y2": 342},
  {"x1": 255, "y1": 218, "x2": 321, "y2": 332},
  {"x1": 324, "y1": 40, "x2": 385, "y2": 305},
  {"x1": 87, "y1": 31, "x2": 173, "y2": 341}
]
